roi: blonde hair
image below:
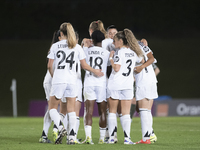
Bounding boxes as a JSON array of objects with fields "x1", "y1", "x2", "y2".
[
  {"x1": 115, "y1": 29, "x2": 143, "y2": 57},
  {"x1": 89, "y1": 20, "x2": 108, "y2": 38},
  {"x1": 60, "y1": 22, "x2": 76, "y2": 49}
]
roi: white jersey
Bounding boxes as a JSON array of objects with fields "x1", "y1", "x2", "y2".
[
  {"x1": 76, "y1": 59, "x2": 83, "y2": 89},
  {"x1": 134, "y1": 41, "x2": 157, "y2": 87},
  {"x1": 102, "y1": 38, "x2": 113, "y2": 50},
  {"x1": 108, "y1": 47, "x2": 142, "y2": 90},
  {"x1": 84, "y1": 46, "x2": 110, "y2": 87},
  {"x1": 47, "y1": 40, "x2": 86, "y2": 85}
]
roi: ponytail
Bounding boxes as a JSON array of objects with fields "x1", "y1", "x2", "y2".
[
  {"x1": 60, "y1": 22, "x2": 76, "y2": 49},
  {"x1": 89, "y1": 20, "x2": 108, "y2": 38},
  {"x1": 115, "y1": 29, "x2": 143, "y2": 57}
]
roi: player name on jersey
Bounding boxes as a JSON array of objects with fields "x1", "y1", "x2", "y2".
[
  {"x1": 125, "y1": 53, "x2": 135, "y2": 57},
  {"x1": 58, "y1": 44, "x2": 68, "y2": 48},
  {"x1": 88, "y1": 51, "x2": 104, "y2": 55}
]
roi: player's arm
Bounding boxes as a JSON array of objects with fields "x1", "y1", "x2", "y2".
[
  {"x1": 109, "y1": 51, "x2": 120, "y2": 72},
  {"x1": 134, "y1": 52, "x2": 154, "y2": 73},
  {"x1": 47, "y1": 59, "x2": 54, "y2": 77},
  {"x1": 80, "y1": 59, "x2": 104, "y2": 77}
]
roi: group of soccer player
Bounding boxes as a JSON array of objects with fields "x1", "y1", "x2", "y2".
[{"x1": 39, "y1": 20, "x2": 159, "y2": 145}]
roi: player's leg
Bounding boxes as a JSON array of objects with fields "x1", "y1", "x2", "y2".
[
  {"x1": 49, "y1": 95, "x2": 67, "y2": 144},
  {"x1": 66, "y1": 97, "x2": 76, "y2": 144},
  {"x1": 74, "y1": 100, "x2": 82, "y2": 144},
  {"x1": 97, "y1": 101, "x2": 107, "y2": 144},
  {"x1": 136, "y1": 98, "x2": 151, "y2": 144},
  {"x1": 130, "y1": 97, "x2": 136, "y2": 119},
  {"x1": 108, "y1": 95, "x2": 118, "y2": 144},
  {"x1": 84, "y1": 99, "x2": 95, "y2": 144},
  {"x1": 39, "y1": 84, "x2": 52, "y2": 143},
  {"x1": 148, "y1": 99, "x2": 157, "y2": 143}
]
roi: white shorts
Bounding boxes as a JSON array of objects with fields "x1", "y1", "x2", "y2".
[
  {"x1": 84, "y1": 86, "x2": 106, "y2": 103},
  {"x1": 50, "y1": 84, "x2": 78, "y2": 100},
  {"x1": 109, "y1": 89, "x2": 133, "y2": 100},
  {"x1": 43, "y1": 83, "x2": 51, "y2": 101},
  {"x1": 136, "y1": 83, "x2": 158, "y2": 101},
  {"x1": 76, "y1": 86, "x2": 83, "y2": 102}
]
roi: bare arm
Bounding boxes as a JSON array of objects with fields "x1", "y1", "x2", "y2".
[
  {"x1": 80, "y1": 59, "x2": 104, "y2": 77},
  {"x1": 134, "y1": 52, "x2": 154, "y2": 73}
]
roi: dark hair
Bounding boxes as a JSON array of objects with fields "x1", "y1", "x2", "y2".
[
  {"x1": 75, "y1": 31, "x2": 79, "y2": 40},
  {"x1": 107, "y1": 25, "x2": 117, "y2": 32},
  {"x1": 51, "y1": 30, "x2": 60, "y2": 45},
  {"x1": 91, "y1": 30, "x2": 105, "y2": 45}
]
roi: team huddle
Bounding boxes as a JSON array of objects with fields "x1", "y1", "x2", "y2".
[{"x1": 39, "y1": 20, "x2": 158, "y2": 145}]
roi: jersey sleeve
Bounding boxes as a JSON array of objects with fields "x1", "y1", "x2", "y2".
[
  {"x1": 114, "y1": 51, "x2": 122, "y2": 65},
  {"x1": 138, "y1": 41, "x2": 152, "y2": 55},
  {"x1": 47, "y1": 44, "x2": 55, "y2": 59},
  {"x1": 77, "y1": 45, "x2": 86, "y2": 60}
]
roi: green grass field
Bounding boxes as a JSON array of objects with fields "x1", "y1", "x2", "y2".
[{"x1": 0, "y1": 117, "x2": 199, "y2": 150}]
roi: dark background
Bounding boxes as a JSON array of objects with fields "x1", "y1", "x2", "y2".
[{"x1": 0, "y1": 0, "x2": 200, "y2": 116}]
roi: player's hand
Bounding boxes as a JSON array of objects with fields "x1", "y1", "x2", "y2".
[
  {"x1": 134, "y1": 66, "x2": 143, "y2": 73},
  {"x1": 141, "y1": 38, "x2": 148, "y2": 46},
  {"x1": 109, "y1": 50, "x2": 115, "y2": 58},
  {"x1": 82, "y1": 38, "x2": 92, "y2": 47},
  {"x1": 94, "y1": 69, "x2": 104, "y2": 77}
]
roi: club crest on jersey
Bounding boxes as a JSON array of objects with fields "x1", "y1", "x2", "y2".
[
  {"x1": 114, "y1": 56, "x2": 120, "y2": 62},
  {"x1": 143, "y1": 46, "x2": 150, "y2": 52}
]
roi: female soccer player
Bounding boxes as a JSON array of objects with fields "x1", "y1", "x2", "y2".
[
  {"x1": 107, "y1": 29, "x2": 143, "y2": 144},
  {"x1": 39, "y1": 30, "x2": 61, "y2": 143},
  {"x1": 47, "y1": 22, "x2": 104, "y2": 144},
  {"x1": 134, "y1": 41, "x2": 158, "y2": 144},
  {"x1": 83, "y1": 30, "x2": 110, "y2": 144}
]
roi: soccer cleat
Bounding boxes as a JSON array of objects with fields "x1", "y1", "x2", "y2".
[
  {"x1": 98, "y1": 139, "x2": 104, "y2": 144},
  {"x1": 39, "y1": 136, "x2": 52, "y2": 143},
  {"x1": 85, "y1": 136, "x2": 94, "y2": 144},
  {"x1": 52, "y1": 131, "x2": 58, "y2": 143},
  {"x1": 150, "y1": 134, "x2": 157, "y2": 143},
  {"x1": 55, "y1": 128, "x2": 67, "y2": 144},
  {"x1": 67, "y1": 139, "x2": 75, "y2": 145},
  {"x1": 107, "y1": 138, "x2": 115, "y2": 144},
  {"x1": 114, "y1": 136, "x2": 118, "y2": 143},
  {"x1": 104, "y1": 137, "x2": 109, "y2": 143},
  {"x1": 136, "y1": 139, "x2": 151, "y2": 144},
  {"x1": 74, "y1": 138, "x2": 81, "y2": 144},
  {"x1": 124, "y1": 138, "x2": 136, "y2": 145}
]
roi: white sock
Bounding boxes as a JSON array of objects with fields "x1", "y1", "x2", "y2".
[
  {"x1": 68, "y1": 112, "x2": 76, "y2": 141},
  {"x1": 83, "y1": 106, "x2": 86, "y2": 126},
  {"x1": 114, "y1": 114, "x2": 118, "y2": 138},
  {"x1": 139, "y1": 108, "x2": 150, "y2": 141},
  {"x1": 148, "y1": 110, "x2": 154, "y2": 136},
  {"x1": 119, "y1": 113, "x2": 123, "y2": 129},
  {"x1": 75, "y1": 116, "x2": 80, "y2": 140},
  {"x1": 105, "y1": 108, "x2": 109, "y2": 138},
  {"x1": 99, "y1": 127, "x2": 106, "y2": 141},
  {"x1": 63, "y1": 114, "x2": 69, "y2": 131},
  {"x1": 59, "y1": 112, "x2": 65, "y2": 122},
  {"x1": 121, "y1": 114, "x2": 131, "y2": 140},
  {"x1": 84, "y1": 125, "x2": 92, "y2": 139},
  {"x1": 49, "y1": 109, "x2": 63, "y2": 131},
  {"x1": 42, "y1": 110, "x2": 52, "y2": 137},
  {"x1": 108, "y1": 113, "x2": 116, "y2": 139}
]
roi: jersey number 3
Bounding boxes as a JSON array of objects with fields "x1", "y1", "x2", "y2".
[{"x1": 122, "y1": 59, "x2": 132, "y2": 76}]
